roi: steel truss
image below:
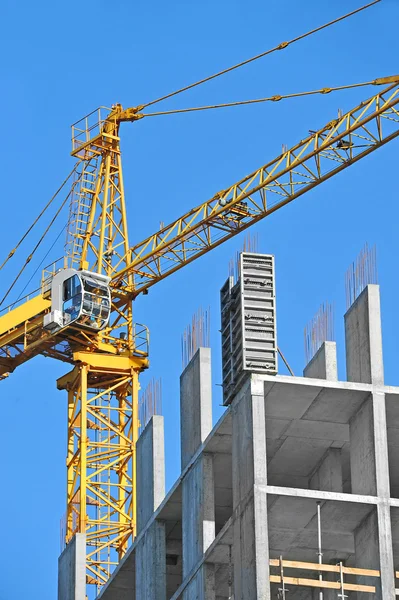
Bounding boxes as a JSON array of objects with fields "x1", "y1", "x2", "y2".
[
  {"x1": 58, "y1": 352, "x2": 144, "y2": 592},
  {"x1": 112, "y1": 82, "x2": 399, "y2": 296}
]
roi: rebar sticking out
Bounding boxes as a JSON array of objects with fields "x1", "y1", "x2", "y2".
[
  {"x1": 345, "y1": 242, "x2": 378, "y2": 309},
  {"x1": 181, "y1": 307, "x2": 211, "y2": 370},
  {"x1": 304, "y1": 302, "x2": 335, "y2": 364},
  {"x1": 228, "y1": 233, "x2": 259, "y2": 283},
  {"x1": 138, "y1": 378, "x2": 162, "y2": 433}
]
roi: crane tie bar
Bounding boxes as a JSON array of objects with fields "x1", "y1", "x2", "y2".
[{"x1": 139, "y1": 76, "x2": 399, "y2": 118}]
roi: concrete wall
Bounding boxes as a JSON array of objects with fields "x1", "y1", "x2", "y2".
[
  {"x1": 137, "y1": 415, "x2": 165, "y2": 533},
  {"x1": 180, "y1": 347, "x2": 212, "y2": 471},
  {"x1": 345, "y1": 284, "x2": 384, "y2": 385},
  {"x1": 181, "y1": 347, "x2": 215, "y2": 599},
  {"x1": 58, "y1": 534, "x2": 86, "y2": 600},
  {"x1": 346, "y1": 285, "x2": 395, "y2": 599},
  {"x1": 304, "y1": 341, "x2": 338, "y2": 381},
  {"x1": 232, "y1": 380, "x2": 270, "y2": 599},
  {"x1": 135, "y1": 416, "x2": 167, "y2": 599},
  {"x1": 136, "y1": 522, "x2": 166, "y2": 600}
]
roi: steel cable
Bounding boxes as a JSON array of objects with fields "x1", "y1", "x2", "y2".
[
  {"x1": 141, "y1": 1, "x2": 381, "y2": 111},
  {"x1": 0, "y1": 188, "x2": 73, "y2": 307},
  {"x1": 0, "y1": 163, "x2": 78, "y2": 271}
]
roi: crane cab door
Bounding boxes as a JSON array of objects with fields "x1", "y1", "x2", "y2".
[{"x1": 62, "y1": 273, "x2": 82, "y2": 324}]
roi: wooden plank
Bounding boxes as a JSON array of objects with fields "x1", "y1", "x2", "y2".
[
  {"x1": 270, "y1": 575, "x2": 375, "y2": 593},
  {"x1": 269, "y1": 559, "x2": 380, "y2": 577}
]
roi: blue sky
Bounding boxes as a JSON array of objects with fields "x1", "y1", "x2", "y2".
[{"x1": 1, "y1": 0, "x2": 399, "y2": 598}]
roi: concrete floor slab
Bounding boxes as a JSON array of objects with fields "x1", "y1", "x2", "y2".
[{"x1": 268, "y1": 436, "x2": 332, "y2": 478}]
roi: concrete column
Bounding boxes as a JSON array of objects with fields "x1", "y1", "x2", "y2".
[
  {"x1": 182, "y1": 454, "x2": 216, "y2": 598},
  {"x1": 303, "y1": 341, "x2": 338, "y2": 381},
  {"x1": 232, "y1": 377, "x2": 270, "y2": 600},
  {"x1": 374, "y1": 390, "x2": 395, "y2": 599},
  {"x1": 135, "y1": 416, "x2": 166, "y2": 600},
  {"x1": 350, "y1": 397, "x2": 377, "y2": 496},
  {"x1": 344, "y1": 284, "x2": 383, "y2": 385},
  {"x1": 183, "y1": 454, "x2": 215, "y2": 570},
  {"x1": 137, "y1": 415, "x2": 165, "y2": 533},
  {"x1": 180, "y1": 347, "x2": 215, "y2": 599},
  {"x1": 58, "y1": 533, "x2": 86, "y2": 600},
  {"x1": 136, "y1": 522, "x2": 167, "y2": 600},
  {"x1": 309, "y1": 448, "x2": 343, "y2": 492},
  {"x1": 180, "y1": 347, "x2": 213, "y2": 470},
  {"x1": 350, "y1": 387, "x2": 394, "y2": 597},
  {"x1": 354, "y1": 511, "x2": 383, "y2": 600}
]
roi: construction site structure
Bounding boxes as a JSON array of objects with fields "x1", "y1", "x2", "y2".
[
  {"x1": 57, "y1": 252, "x2": 399, "y2": 600},
  {"x1": 1, "y1": 3, "x2": 399, "y2": 596}
]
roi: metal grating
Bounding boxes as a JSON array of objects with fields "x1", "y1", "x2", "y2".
[{"x1": 221, "y1": 252, "x2": 277, "y2": 405}]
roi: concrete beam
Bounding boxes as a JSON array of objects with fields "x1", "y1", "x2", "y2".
[
  {"x1": 58, "y1": 534, "x2": 86, "y2": 600},
  {"x1": 180, "y1": 347, "x2": 213, "y2": 471},
  {"x1": 304, "y1": 341, "x2": 338, "y2": 381},
  {"x1": 345, "y1": 284, "x2": 384, "y2": 385}
]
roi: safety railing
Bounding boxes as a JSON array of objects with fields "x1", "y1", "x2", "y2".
[
  {"x1": 270, "y1": 557, "x2": 380, "y2": 596},
  {"x1": 0, "y1": 287, "x2": 42, "y2": 317},
  {"x1": 394, "y1": 571, "x2": 399, "y2": 595},
  {"x1": 71, "y1": 107, "x2": 112, "y2": 156},
  {"x1": 41, "y1": 257, "x2": 66, "y2": 295},
  {"x1": 133, "y1": 322, "x2": 150, "y2": 357}
]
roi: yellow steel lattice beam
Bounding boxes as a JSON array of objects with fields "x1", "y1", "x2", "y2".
[{"x1": 110, "y1": 82, "x2": 399, "y2": 297}]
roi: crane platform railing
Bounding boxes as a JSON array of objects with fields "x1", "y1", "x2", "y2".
[
  {"x1": 71, "y1": 106, "x2": 114, "y2": 159},
  {"x1": 0, "y1": 287, "x2": 43, "y2": 317}
]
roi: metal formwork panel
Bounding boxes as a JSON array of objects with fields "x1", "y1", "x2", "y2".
[
  {"x1": 240, "y1": 252, "x2": 277, "y2": 373},
  {"x1": 220, "y1": 252, "x2": 277, "y2": 405}
]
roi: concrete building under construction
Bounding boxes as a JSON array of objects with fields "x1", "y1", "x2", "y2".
[{"x1": 59, "y1": 250, "x2": 399, "y2": 600}]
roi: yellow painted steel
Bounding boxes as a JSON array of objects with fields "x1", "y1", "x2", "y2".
[
  {"x1": 0, "y1": 78, "x2": 399, "y2": 595},
  {"x1": 58, "y1": 352, "x2": 145, "y2": 591},
  {"x1": 111, "y1": 81, "x2": 399, "y2": 296},
  {"x1": 0, "y1": 294, "x2": 50, "y2": 337}
]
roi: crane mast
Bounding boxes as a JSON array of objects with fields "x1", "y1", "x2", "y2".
[
  {"x1": 0, "y1": 78, "x2": 398, "y2": 594},
  {"x1": 59, "y1": 106, "x2": 147, "y2": 587}
]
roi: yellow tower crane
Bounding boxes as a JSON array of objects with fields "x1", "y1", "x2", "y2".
[{"x1": 0, "y1": 2, "x2": 398, "y2": 595}]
